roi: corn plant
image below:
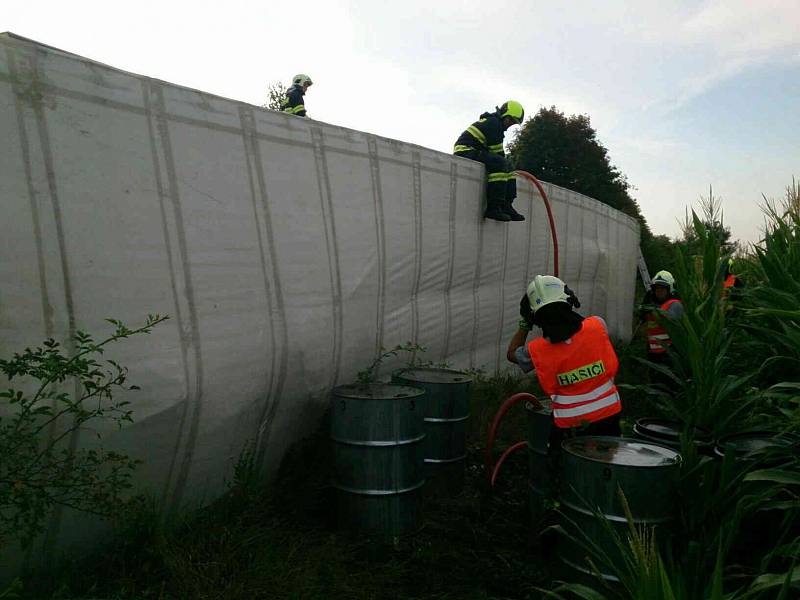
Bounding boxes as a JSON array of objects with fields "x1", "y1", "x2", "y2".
[
  {"x1": 541, "y1": 488, "x2": 800, "y2": 599},
  {"x1": 739, "y1": 193, "x2": 800, "y2": 390},
  {"x1": 639, "y1": 212, "x2": 757, "y2": 437}
]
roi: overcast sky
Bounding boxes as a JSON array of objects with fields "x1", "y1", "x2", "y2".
[{"x1": 6, "y1": 0, "x2": 799, "y2": 243}]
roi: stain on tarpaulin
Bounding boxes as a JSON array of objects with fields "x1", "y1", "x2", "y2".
[{"x1": 9, "y1": 48, "x2": 57, "y2": 112}]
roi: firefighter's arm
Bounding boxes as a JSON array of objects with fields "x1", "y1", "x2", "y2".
[{"x1": 506, "y1": 326, "x2": 529, "y2": 364}]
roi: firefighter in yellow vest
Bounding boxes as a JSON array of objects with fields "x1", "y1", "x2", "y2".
[
  {"x1": 641, "y1": 270, "x2": 683, "y2": 363},
  {"x1": 507, "y1": 275, "x2": 622, "y2": 437}
]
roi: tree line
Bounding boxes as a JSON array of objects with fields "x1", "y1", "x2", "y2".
[{"x1": 507, "y1": 106, "x2": 735, "y2": 276}]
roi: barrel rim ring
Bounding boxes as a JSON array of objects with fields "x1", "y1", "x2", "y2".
[
  {"x1": 561, "y1": 435, "x2": 682, "y2": 467},
  {"x1": 331, "y1": 433, "x2": 426, "y2": 447},
  {"x1": 333, "y1": 383, "x2": 425, "y2": 400},
  {"x1": 392, "y1": 367, "x2": 474, "y2": 384},
  {"x1": 332, "y1": 480, "x2": 426, "y2": 496},
  {"x1": 424, "y1": 414, "x2": 470, "y2": 423}
]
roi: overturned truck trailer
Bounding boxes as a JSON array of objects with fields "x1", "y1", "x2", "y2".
[{"x1": 0, "y1": 32, "x2": 639, "y2": 557}]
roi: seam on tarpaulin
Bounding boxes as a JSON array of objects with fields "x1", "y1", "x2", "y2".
[
  {"x1": 441, "y1": 162, "x2": 457, "y2": 362},
  {"x1": 495, "y1": 222, "x2": 510, "y2": 372},
  {"x1": 367, "y1": 136, "x2": 387, "y2": 363},
  {"x1": 238, "y1": 105, "x2": 278, "y2": 464},
  {"x1": 240, "y1": 106, "x2": 290, "y2": 472},
  {"x1": 6, "y1": 40, "x2": 56, "y2": 576},
  {"x1": 142, "y1": 80, "x2": 193, "y2": 508},
  {"x1": 522, "y1": 181, "x2": 534, "y2": 288},
  {"x1": 469, "y1": 179, "x2": 485, "y2": 369},
  {"x1": 410, "y1": 151, "x2": 423, "y2": 345},
  {"x1": 6, "y1": 46, "x2": 54, "y2": 338},
  {"x1": 311, "y1": 126, "x2": 343, "y2": 389},
  {"x1": 149, "y1": 81, "x2": 205, "y2": 516},
  {"x1": 21, "y1": 45, "x2": 81, "y2": 563}
]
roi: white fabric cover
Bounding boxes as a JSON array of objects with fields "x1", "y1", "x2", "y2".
[{"x1": 0, "y1": 34, "x2": 639, "y2": 556}]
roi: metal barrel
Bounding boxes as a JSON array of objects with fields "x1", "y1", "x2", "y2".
[
  {"x1": 633, "y1": 418, "x2": 713, "y2": 454},
  {"x1": 526, "y1": 399, "x2": 554, "y2": 524},
  {"x1": 713, "y1": 431, "x2": 797, "y2": 461},
  {"x1": 559, "y1": 436, "x2": 681, "y2": 583},
  {"x1": 713, "y1": 431, "x2": 799, "y2": 566},
  {"x1": 331, "y1": 383, "x2": 426, "y2": 537},
  {"x1": 392, "y1": 368, "x2": 472, "y2": 495}
]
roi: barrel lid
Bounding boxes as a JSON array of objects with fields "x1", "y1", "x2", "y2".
[
  {"x1": 715, "y1": 431, "x2": 797, "y2": 457},
  {"x1": 333, "y1": 383, "x2": 424, "y2": 400},
  {"x1": 393, "y1": 368, "x2": 472, "y2": 384},
  {"x1": 563, "y1": 436, "x2": 681, "y2": 467},
  {"x1": 634, "y1": 419, "x2": 712, "y2": 442}
]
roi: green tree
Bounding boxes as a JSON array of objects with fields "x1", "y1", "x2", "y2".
[
  {"x1": 263, "y1": 81, "x2": 287, "y2": 111},
  {"x1": 508, "y1": 105, "x2": 674, "y2": 276}
]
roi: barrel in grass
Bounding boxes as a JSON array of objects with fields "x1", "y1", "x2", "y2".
[
  {"x1": 633, "y1": 418, "x2": 713, "y2": 454},
  {"x1": 713, "y1": 430, "x2": 797, "y2": 461},
  {"x1": 526, "y1": 399, "x2": 554, "y2": 524},
  {"x1": 559, "y1": 436, "x2": 681, "y2": 584},
  {"x1": 331, "y1": 383, "x2": 426, "y2": 537},
  {"x1": 392, "y1": 368, "x2": 472, "y2": 495},
  {"x1": 714, "y1": 430, "x2": 798, "y2": 567}
]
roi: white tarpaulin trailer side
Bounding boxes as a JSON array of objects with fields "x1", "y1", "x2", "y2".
[{"x1": 0, "y1": 33, "x2": 639, "y2": 562}]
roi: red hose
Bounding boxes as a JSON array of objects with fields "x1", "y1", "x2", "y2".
[
  {"x1": 513, "y1": 170, "x2": 559, "y2": 277},
  {"x1": 490, "y1": 441, "x2": 528, "y2": 487},
  {"x1": 485, "y1": 173, "x2": 558, "y2": 487},
  {"x1": 485, "y1": 393, "x2": 541, "y2": 485}
]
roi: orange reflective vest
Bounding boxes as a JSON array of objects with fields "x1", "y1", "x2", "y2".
[
  {"x1": 722, "y1": 275, "x2": 737, "y2": 300},
  {"x1": 645, "y1": 298, "x2": 680, "y2": 354},
  {"x1": 527, "y1": 316, "x2": 622, "y2": 429}
]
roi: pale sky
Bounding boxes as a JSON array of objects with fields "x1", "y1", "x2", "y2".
[{"x1": 6, "y1": 0, "x2": 799, "y2": 244}]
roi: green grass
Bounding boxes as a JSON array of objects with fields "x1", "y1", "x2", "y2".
[{"x1": 20, "y1": 371, "x2": 555, "y2": 600}]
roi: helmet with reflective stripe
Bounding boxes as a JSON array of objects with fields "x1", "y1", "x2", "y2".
[
  {"x1": 651, "y1": 270, "x2": 675, "y2": 294},
  {"x1": 499, "y1": 100, "x2": 524, "y2": 124},
  {"x1": 527, "y1": 275, "x2": 569, "y2": 313},
  {"x1": 292, "y1": 74, "x2": 313, "y2": 86}
]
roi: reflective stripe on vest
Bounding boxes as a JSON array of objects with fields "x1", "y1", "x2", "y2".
[
  {"x1": 645, "y1": 298, "x2": 679, "y2": 354},
  {"x1": 553, "y1": 390, "x2": 621, "y2": 419},
  {"x1": 527, "y1": 316, "x2": 622, "y2": 428}
]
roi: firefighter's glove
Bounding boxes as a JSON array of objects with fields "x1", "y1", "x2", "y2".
[
  {"x1": 519, "y1": 294, "x2": 535, "y2": 330},
  {"x1": 564, "y1": 285, "x2": 581, "y2": 309}
]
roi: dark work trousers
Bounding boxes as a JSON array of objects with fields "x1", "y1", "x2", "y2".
[
  {"x1": 548, "y1": 412, "x2": 622, "y2": 452},
  {"x1": 457, "y1": 149, "x2": 516, "y2": 202}
]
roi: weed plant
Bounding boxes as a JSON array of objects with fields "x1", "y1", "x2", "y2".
[
  {"x1": 20, "y1": 370, "x2": 551, "y2": 600},
  {"x1": 547, "y1": 189, "x2": 800, "y2": 598}
]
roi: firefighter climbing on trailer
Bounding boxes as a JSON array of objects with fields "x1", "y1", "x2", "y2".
[
  {"x1": 281, "y1": 74, "x2": 313, "y2": 117},
  {"x1": 454, "y1": 101, "x2": 525, "y2": 222}
]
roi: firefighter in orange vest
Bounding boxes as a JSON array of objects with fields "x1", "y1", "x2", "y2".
[
  {"x1": 641, "y1": 270, "x2": 683, "y2": 363},
  {"x1": 507, "y1": 275, "x2": 622, "y2": 437},
  {"x1": 722, "y1": 258, "x2": 744, "y2": 301}
]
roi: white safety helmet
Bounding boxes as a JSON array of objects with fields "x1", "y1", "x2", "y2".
[
  {"x1": 292, "y1": 74, "x2": 313, "y2": 87},
  {"x1": 651, "y1": 270, "x2": 675, "y2": 294},
  {"x1": 527, "y1": 275, "x2": 569, "y2": 313}
]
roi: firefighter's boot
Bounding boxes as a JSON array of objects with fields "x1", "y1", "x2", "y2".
[
  {"x1": 484, "y1": 199, "x2": 511, "y2": 221},
  {"x1": 504, "y1": 199, "x2": 525, "y2": 221}
]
